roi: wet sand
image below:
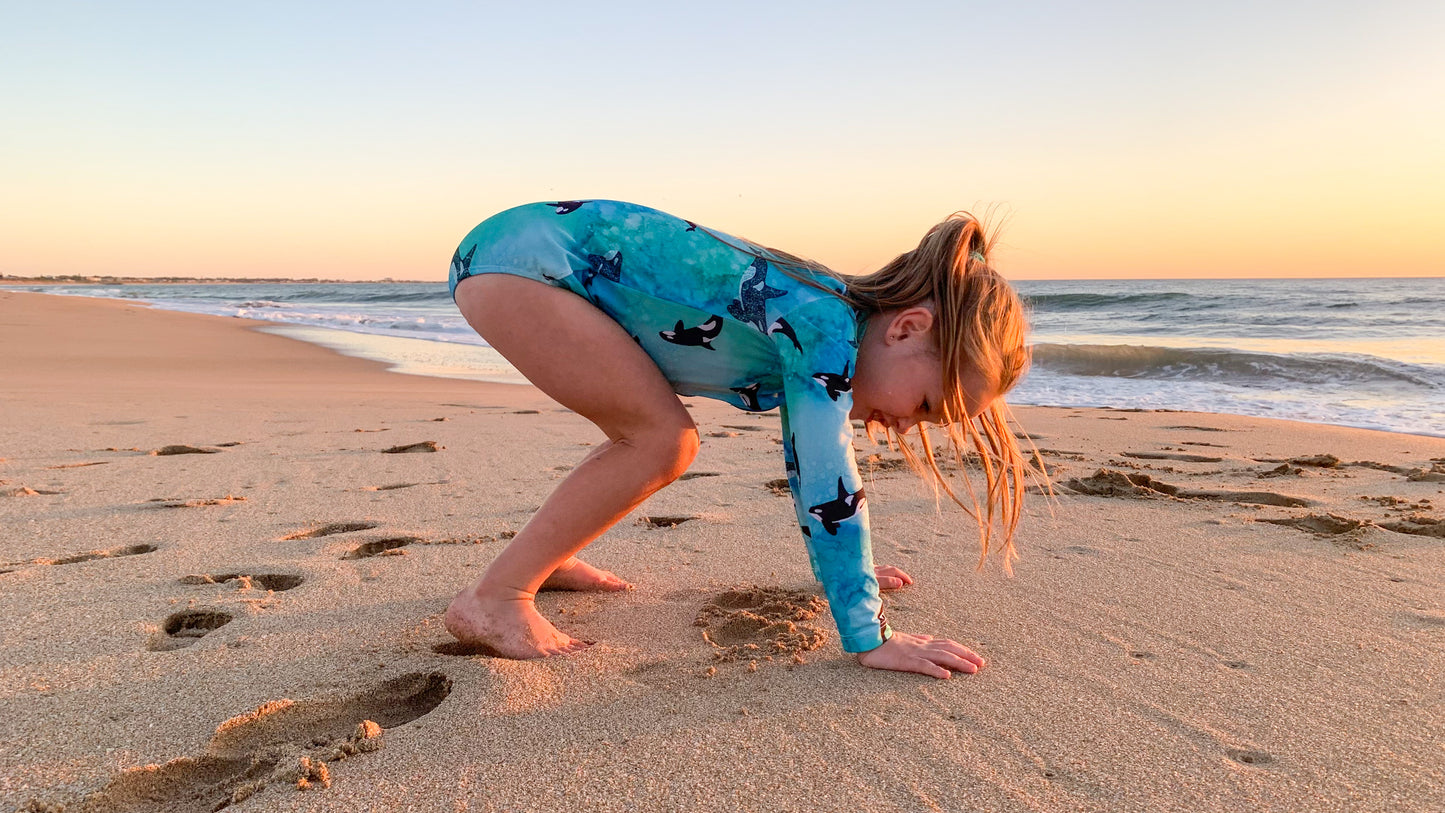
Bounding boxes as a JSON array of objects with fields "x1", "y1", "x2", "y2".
[{"x1": 2, "y1": 289, "x2": 1442, "y2": 812}]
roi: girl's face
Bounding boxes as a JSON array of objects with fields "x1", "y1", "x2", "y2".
[{"x1": 850, "y1": 306, "x2": 998, "y2": 435}]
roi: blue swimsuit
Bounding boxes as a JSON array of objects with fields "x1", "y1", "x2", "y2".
[{"x1": 449, "y1": 200, "x2": 891, "y2": 653}]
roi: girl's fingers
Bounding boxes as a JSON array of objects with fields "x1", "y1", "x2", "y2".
[
  {"x1": 913, "y1": 658, "x2": 952, "y2": 680},
  {"x1": 874, "y1": 564, "x2": 914, "y2": 585},
  {"x1": 935, "y1": 652, "x2": 980, "y2": 674},
  {"x1": 927, "y1": 638, "x2": 986, "y2": 667}
]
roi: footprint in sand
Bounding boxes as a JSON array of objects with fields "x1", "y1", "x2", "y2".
[
  {"x1": 2, "y1": 485, "x2": 64, "y2": 496},
  {"x1": 764, "y1": 478, "x2": 791, "y2": 496},
  {"x1": 639, "y1": 515, "x2": 699, "y2": 529},
  {"x1": 342, "y1": 537, "x2": 418, "y2": 559},
  {"x1": 1256, "y1": 514, "x2": 1369, "y2": 537},
  {"x1": 861, "y1": 454, "x2": 912, "y2": 474},
  {"x1": 1258, "y1": 464, "x2": 1305, "y2": 479},
  {"x1": 148, "y1": 609, "x2": 234, "y2": 651},
  {"x1": 677, "y1": 471, "x2": 721, "y2": 481},
  {"x1": 18, "y1": 543, "x2": 158, "y2": 568},
  {"x1": 281, "y1": 522, "x2": 378, "y2": 540},
  {"x1": 1163, "y1": 425, "x2": 1231, "y2": 432},
  {"x1": 1225, "y1": 748, "x2": 1275, "y2": 767},
  {"x1": 180, "y1": 573, "x2": 304, "y2": 591},
  {"x1": 33, "y1": 672, "x2": 451, "y2": 813},
  {"x1": 151, "y1": 445, "x2": 221, "y2": 456},
  {"x1": 381, "y1": 441, "x2": 441, "y2": 453},
  {"x1": 1060, "y1": 469, "x2": 1312, "y2": 507},
  {"x1": 694, "y1": 586, "x2": 828, "y2": 665},
  {"x1": 146, "y1": 495, "x2": 247, "y2": 509},
  {"x1": 1378, "y1": 515, "x2": 1445, "y2": 539},
  {"x1": 1121, "y1": 451, "x2": 1225, "y2": 463}
]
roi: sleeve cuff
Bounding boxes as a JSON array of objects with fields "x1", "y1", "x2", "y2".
[{"x1": 839, "y1": 621, "x2": 893, "y2": 654}]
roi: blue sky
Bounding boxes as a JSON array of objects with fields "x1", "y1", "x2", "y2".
[{"x1": 3, "y1": 1, "x2": 1442, "y2": 279}]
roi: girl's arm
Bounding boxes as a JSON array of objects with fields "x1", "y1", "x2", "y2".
[
  {"x1": 770, "y1": 298, "x2": 988, "y2": 678},
  {"x1": 769, "y1": 301, "x2": 891, "y2": 653},
  {"x1": 777, "y1": 402, "x2": 825, "y2": 583}
]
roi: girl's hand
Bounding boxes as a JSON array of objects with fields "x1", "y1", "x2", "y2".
[
  {"x1": 874, "y1": 564, "x2": 914, "y2": 591},
  {"x1": 856, "y1": 632, "x2": 986, "y2": 679}
]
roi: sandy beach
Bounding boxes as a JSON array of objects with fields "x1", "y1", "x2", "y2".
[{"x1": 2, "y1": 289, "x2": 1442, "y2": 813}]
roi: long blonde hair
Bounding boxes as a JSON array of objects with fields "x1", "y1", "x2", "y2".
[{"x1": 702, "y1": 213, "x2": 1033, "y2": 571}]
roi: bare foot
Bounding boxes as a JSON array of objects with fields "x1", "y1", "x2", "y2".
[
  {"x1": 443, "y1": 589, "x2": 592, "y2": 659},
  {"x1": 541, "y1": 557, "x2": 633, "y2": 592}
]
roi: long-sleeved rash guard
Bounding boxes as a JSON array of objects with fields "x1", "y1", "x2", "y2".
[{"x1": 449, "y1": 200, "x2": 892, "y2": 652}]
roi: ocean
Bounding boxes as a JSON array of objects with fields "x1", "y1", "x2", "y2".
[{"x1": 18, "y1": 277, "x2": 1445, "y2": 438}]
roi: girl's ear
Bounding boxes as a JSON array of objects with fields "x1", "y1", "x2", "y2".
[{"x1": 888, "y1": 306, "x2": 935, "y2": 342}]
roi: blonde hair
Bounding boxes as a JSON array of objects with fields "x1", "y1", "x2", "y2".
[{"x1": 701, "y1": 212, "x2": 1033, "y2": 571}]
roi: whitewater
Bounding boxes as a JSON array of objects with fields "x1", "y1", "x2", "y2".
[{"x1": 15, "y1": 276, "x2": 1444, "y2": 437}]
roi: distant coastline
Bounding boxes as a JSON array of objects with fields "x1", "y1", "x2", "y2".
[{"x1": 0, "y1": 275, "x2": 431, "y2": 285}]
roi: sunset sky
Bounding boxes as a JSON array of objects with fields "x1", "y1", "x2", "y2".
[{"x1": 3, "y1": 2, "x2": 1441, "y2": 280}]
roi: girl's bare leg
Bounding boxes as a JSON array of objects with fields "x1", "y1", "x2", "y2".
[{"x1": 444, "y1": 274, "x2": 700, "y2": 659}]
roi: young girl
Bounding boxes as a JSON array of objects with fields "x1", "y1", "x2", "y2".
[{"x1": 444, "y1": 200, "x2": 1030, "y2": 679}]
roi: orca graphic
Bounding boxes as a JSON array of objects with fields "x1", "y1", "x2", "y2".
[
  {"x1": 659, "y1": 315, "x2": 723, "y2": 350},
  {"x1": 784, "y1": 432, "x2": 799, "y2": 479},
  {"x1": 450, "y1": 245, "x2": 476, "y2": 283},
  {"x1": 683, "y1": 220, "x2": 698, "y2": 232},
  {"x1": 812, "y1": 361, "x2": 852, "y2": 401},
  {"x1": 766, "y1": 317, "x2": 801, "y2": 352},
  {"x1": 569, "y1": 249, "x2": 623, "y2": 289},
  {"x1": 587, "y1": 250, "x2": 622, "y2": 282},
  {"x1": 809, "y1": 477, "x2": 865, "y2": 535},
  {"x1": 730, "y1": 382, "x2": 763, "y2": 411},
  {"x1": 727, "y1": 258, "x2": 788, "y2": 331},
  {"x1": 546, "y1": 201, "x2": 587, "y2": 214},
  {"x1": 800, "y1": 525, "x2": 812, "y2": 539}
]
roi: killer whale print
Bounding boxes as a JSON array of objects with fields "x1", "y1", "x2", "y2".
[
  {"x1": 809, "y1": 477, "x2": 865, "y2": 535},
  {"x1": 449, "y1": 200, "x2": 895, "y2": 652},
  {"x1": 659, "y1": 315, "x2": 723, "y2": 350},
  {"x1": 729, "y1": 382, "x2": 763, "y2": 411},
  {"x1": 727, "y1": 258, "x2": 789, "y2": 332},
  {"x1": 450, "y1": 245, "x2": 476, "y2": 284},
  {"x1": 812, "y1": 362, "x2": 852, "y2": 401},
  {"x1": 570, "y1": 249, "x2": 624, "y2": 288},
  {"x1": 766, "y1": 317, "x2": 801, "y2": 352}
]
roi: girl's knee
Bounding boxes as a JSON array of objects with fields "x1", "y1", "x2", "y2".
[{"x1": 626, "y1": 421, "x2": 698, "y2": 483}]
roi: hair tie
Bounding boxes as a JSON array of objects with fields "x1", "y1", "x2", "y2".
[{"x1": 968, "y1": 250, "x2": 986, "y2": 264}]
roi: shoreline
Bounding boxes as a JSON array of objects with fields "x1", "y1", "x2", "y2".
[
  {"x1": 3, "y1": 290, "x2": 1444, "y2": 812},
  {"x1": 11, "y1": 287, "x2": 1442, "y2": 440}
]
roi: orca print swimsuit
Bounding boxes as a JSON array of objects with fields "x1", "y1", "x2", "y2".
[{"x1": 449, "y1": 200, "x2": 892, "y2": 653}]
